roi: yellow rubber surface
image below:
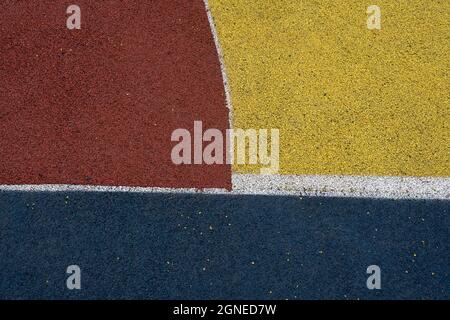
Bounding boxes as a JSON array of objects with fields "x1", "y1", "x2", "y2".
[{"x1": 209, "y1": 0, "x2": 449, "y2": 177}]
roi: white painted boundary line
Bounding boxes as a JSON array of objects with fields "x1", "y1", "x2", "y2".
[
  {"x1": 203, "y1": 0, "x2": 234, "y2": 129},
  {"x1": 0, "y1": 173, "x2": 448, "y2": 199},
  {"x1": 232, "y1": 173, "x2": 450, "y2": 200},
  {"x1": 0, "y1": 184, "x2": 226, "y2": 194}
]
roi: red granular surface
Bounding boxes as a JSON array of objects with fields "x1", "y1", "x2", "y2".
[{"x1": 0, "y1": 1, "x2": 231, "y2": 189}]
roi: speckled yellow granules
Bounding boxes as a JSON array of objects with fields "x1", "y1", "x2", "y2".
[{"x1": 209, "y1": 0, "x2": 449, "y2": 177}]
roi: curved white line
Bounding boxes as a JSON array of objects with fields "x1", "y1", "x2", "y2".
[
  {"x1": 203, "y1": 0, "x2": 234, "y2": 129},
  {"x1": 199, "y1": 2, "x2": 449, "y2": 200}
]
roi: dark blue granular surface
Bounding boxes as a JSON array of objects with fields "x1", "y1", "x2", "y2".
[{"x1": 0, "y1": 191, "x2": 448, "y2": 299}]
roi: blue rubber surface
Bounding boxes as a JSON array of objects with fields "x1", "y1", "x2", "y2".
[{"x1": 0, "y1": 191, "x2": 448, "y2": 299}]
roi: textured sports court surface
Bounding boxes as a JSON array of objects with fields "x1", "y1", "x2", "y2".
[{"x1": 0, "y1": 1, "x2": 449, "y2": 299}]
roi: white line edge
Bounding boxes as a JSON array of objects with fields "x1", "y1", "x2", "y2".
[
  {"x1": 0, "y1": 173, "x2": 448, "y2": 200},
  {"x1": 232, "y1": 173, "x2": 449, "y2": 200},
  {"x1": 203, "y1": 0, "x2": 234, "y2": 129}
]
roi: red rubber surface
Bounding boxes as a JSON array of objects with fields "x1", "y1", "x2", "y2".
[{"x1": 0, "y1": 1, "x2": 231, "y2": 189}]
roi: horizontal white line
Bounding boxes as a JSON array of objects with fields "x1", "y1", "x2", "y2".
[
  {"x1": 0, "y1": 173, "x2": 448, "y2": 199},
  {"x1": 232, "y1": 173, "x2": 450, "y2": 200},
  {"x1": 0, "y1": 184, "x2": 227, "y2": 194}
]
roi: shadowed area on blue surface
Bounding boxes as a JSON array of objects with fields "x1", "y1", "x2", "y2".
[{"x1": 0, "y1": 191, "x2": 448, "y2": 299}]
